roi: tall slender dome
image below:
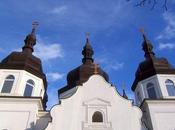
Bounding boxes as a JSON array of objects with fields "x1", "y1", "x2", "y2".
[
  {"x1": 58, "y1": 35, "x2": 109, "y2": 95},
  {"x1": 0, "y1": 23, "x2": 48, "y2": 109}
]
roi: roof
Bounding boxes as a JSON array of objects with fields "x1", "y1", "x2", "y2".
[
  {"x1": 0, "y1": 27, "x2": 48, "y2": 110},
  {"x1": 131, "y1": 33, "x2": 175, "y2": 91},
  {"x1": 58, "y1": 37, "x2": 109, "y2": 94}
]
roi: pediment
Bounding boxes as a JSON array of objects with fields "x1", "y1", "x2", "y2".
[{"x1": 83, "y1": 98, "x2": 111, "y2": 106}]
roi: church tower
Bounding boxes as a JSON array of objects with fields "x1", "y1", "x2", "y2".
[
  {"x1": 132, "y1": 31, "x2": 175, "y2": 130},
  {"x1": 0, "y1": 24, "x2": 50, "y2": 130}
]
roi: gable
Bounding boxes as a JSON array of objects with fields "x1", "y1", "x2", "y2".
[{"x1": 83, "y1": 98, "x2": 111, "y2": 106}]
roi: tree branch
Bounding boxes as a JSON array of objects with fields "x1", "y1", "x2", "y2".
[{"x1": 132, "y1": 0, "x2": 168, "y2": 10}]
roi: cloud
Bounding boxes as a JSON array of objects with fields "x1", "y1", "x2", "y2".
[
  {"x1": 158, "y1": 43, "x2": 175, "y2": 50},
  {"x1": 96, "y1": 58, "x2": 124, "y2": 71},
  {"x1": 50, "y1": 6, "x2": 67, "y2": 14},
  {"x1": 105, "y1": 62, "x2": 124, "y2": 71},
  {"x1": 157, "y1": 12, "x2": 175, "y2": 40},
  {"x1": 46, "y1": 0, "x2": 132, "y2": 30},
  {"x1": 46, "y1": 72, "x2": 64, "y2": 82},
  {"x1": 33, "y1": 35, "x2": 64, "y2": 61},
  {"x1": 34, "y1": 43, "x2": 63, "y2": 61}
]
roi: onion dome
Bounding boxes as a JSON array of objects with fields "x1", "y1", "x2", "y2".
[
  {"x1": 0, "y1": 23, "x2": 48, "y2": 109},
  {"x1": 131, "y1": 30, "x2": 175, "y2": 91},
  {"x1": 59, "y1": 35, "x2": 109, "y2": 94}
]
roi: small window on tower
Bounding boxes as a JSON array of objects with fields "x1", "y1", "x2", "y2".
[
  {"x1": 1, "y1": 75, "x2": 15, "y2": 93},
  {"x1": 146, "y1": 83, "x2": 157, "y2": 99},
  {"x1": 92, "y1": 111, "x2": 103, "y2": 123},
  {"x1": 165, "y1": 79, "x2": 175, "y2": 96},
  {"x1": 24, "y1": 79, "x2": 34, "y2": 96}
]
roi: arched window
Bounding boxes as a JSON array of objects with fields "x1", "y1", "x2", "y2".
[
  {"x1": 24, "y1": 79, "x2": 34, "y2": 96},
  {"x1": 1, "y1": 75, "x2": 15, "y2": 93},
  {"x1": 165, "y1": 79, "x2": 175, "y2": 96},
  {"x1": 92, "y1": 111, "x2": 103, "y2": 122},
  {"x1": 146, "y1": 83, "x2": 157, "y2": 99}
]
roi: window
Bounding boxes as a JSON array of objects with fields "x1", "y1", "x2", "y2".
[
  {"x1": 146, "y1": 83, "x2": 157, "y2": 99},
  {"x1": 165, "y1": 79, "x2": 175, "y2": 96},
  {"x1": 92, "y1": 111, "x2": 103, "y2": 122},
  {"x1": 1, "y1": 75, "x2": 15, "y2": 93},
  {"x1": 24, "y1": 79, "x2": 34, "y2": 96}
]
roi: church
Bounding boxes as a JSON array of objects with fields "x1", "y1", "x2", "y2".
[{"x1": 0, "y1": 25, "x2": 175, "y2": 130}]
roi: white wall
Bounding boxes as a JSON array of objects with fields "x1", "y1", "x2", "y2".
[
  {"x1": 0, "y1": 97, "x2": 48, "y2": 130},
  {"x1": 0, "y1": 69, "x2": 45, "y2": 98},
  {"x1": 143, "y1": 100, "x2": 175, "y2": 130},
  {"x1": 46, "y1": 75, "x2": 142, "y2": 130}
]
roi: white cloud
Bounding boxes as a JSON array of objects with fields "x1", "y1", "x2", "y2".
[
  {"x1": 50, "y1": 6, "x2": 67, "y2": 14},
  {"x1": 105, "y1": 62, "x2": 124, "y2": 71},
  {"x1": 33, "y1": 35, "x2": 64, "y2": 61},
  {"x1": 96, "y1": 58, "x2": 124, "y2": 71},
  {"x1": 46, "y1": 0, "x2": 132, "y2": 30},
  {"x1": 157, "y1": 12, "x2": 175, "y2": 40},
  {"x1": 158, "y1": 43, "x2": 175, "y2": 50},
  {"x1": 46, "y1": 72, "x2": 64, "y2": 82},
  {"x1": 34, "y1": 43, "x2": 63, "y2": 61}
]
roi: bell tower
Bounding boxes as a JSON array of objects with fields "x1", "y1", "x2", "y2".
[
  {"x1": 132, "y1": 30, "x2": 175, "y2": 130},
  {"x1": 0, "y1": 22, "x2": 48, "y2": 109}
]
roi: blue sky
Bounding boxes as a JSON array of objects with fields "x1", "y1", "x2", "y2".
[{"x1": 0, "y1": 0, "x2": 175, "y2": 109}]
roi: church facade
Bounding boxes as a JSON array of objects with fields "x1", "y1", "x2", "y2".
[{"x1": 0, "y1": 27, "x2": 175, "y2": 130}]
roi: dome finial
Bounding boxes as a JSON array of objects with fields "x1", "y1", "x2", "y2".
[
  {"x1": 31, "y1": 21, "x2": 39, "y2": 34},
  {"x1": 86, "y1": 32, "x2": 90, "y2": 43},
  {"x1": 139, "y1": 28, "x2": 155, "y2": 59},
  {"x1": 22, "y1": 22, "x2": 39, "y2": 54},
  {"x1": 82, "y1": 32, "x2": 94, "y2": 64}
]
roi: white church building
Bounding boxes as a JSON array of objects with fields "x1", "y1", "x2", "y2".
[{"x1": 0, "y1": 26, "x2": 175, "y2": 130}]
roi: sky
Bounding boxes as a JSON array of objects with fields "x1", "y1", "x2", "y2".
[{"x1": 0, "y1": 0, "x2": 175, "y2": 109}]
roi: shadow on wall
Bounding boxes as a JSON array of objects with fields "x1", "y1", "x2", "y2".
[{"x1": 25, "y1": 122, "x2": 35, "y2": 130}]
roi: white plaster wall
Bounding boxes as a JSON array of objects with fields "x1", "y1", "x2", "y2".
[
  {"x1": 0, "y1": 69, "x2": 45, "y2": 98},
  {"x1": 46, "y1": 75, "x2": 142, "y2": 130},
  {"x1": 0, "y1": 98, "x2": 44, "y2": 130},
  {"x1": 145, "y1": 100, "x2": 175, "y2": 130}
]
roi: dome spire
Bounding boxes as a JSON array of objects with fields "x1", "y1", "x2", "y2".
[
  {"x1": 140, "y1": 28, "x2": 155, "y2": 59},
  {"x1": 22, "y1": 22, "x2": 39, "y2": 54},
  {"x1": 82, "y1": 33, "x2": 94, "y2": 64}
]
